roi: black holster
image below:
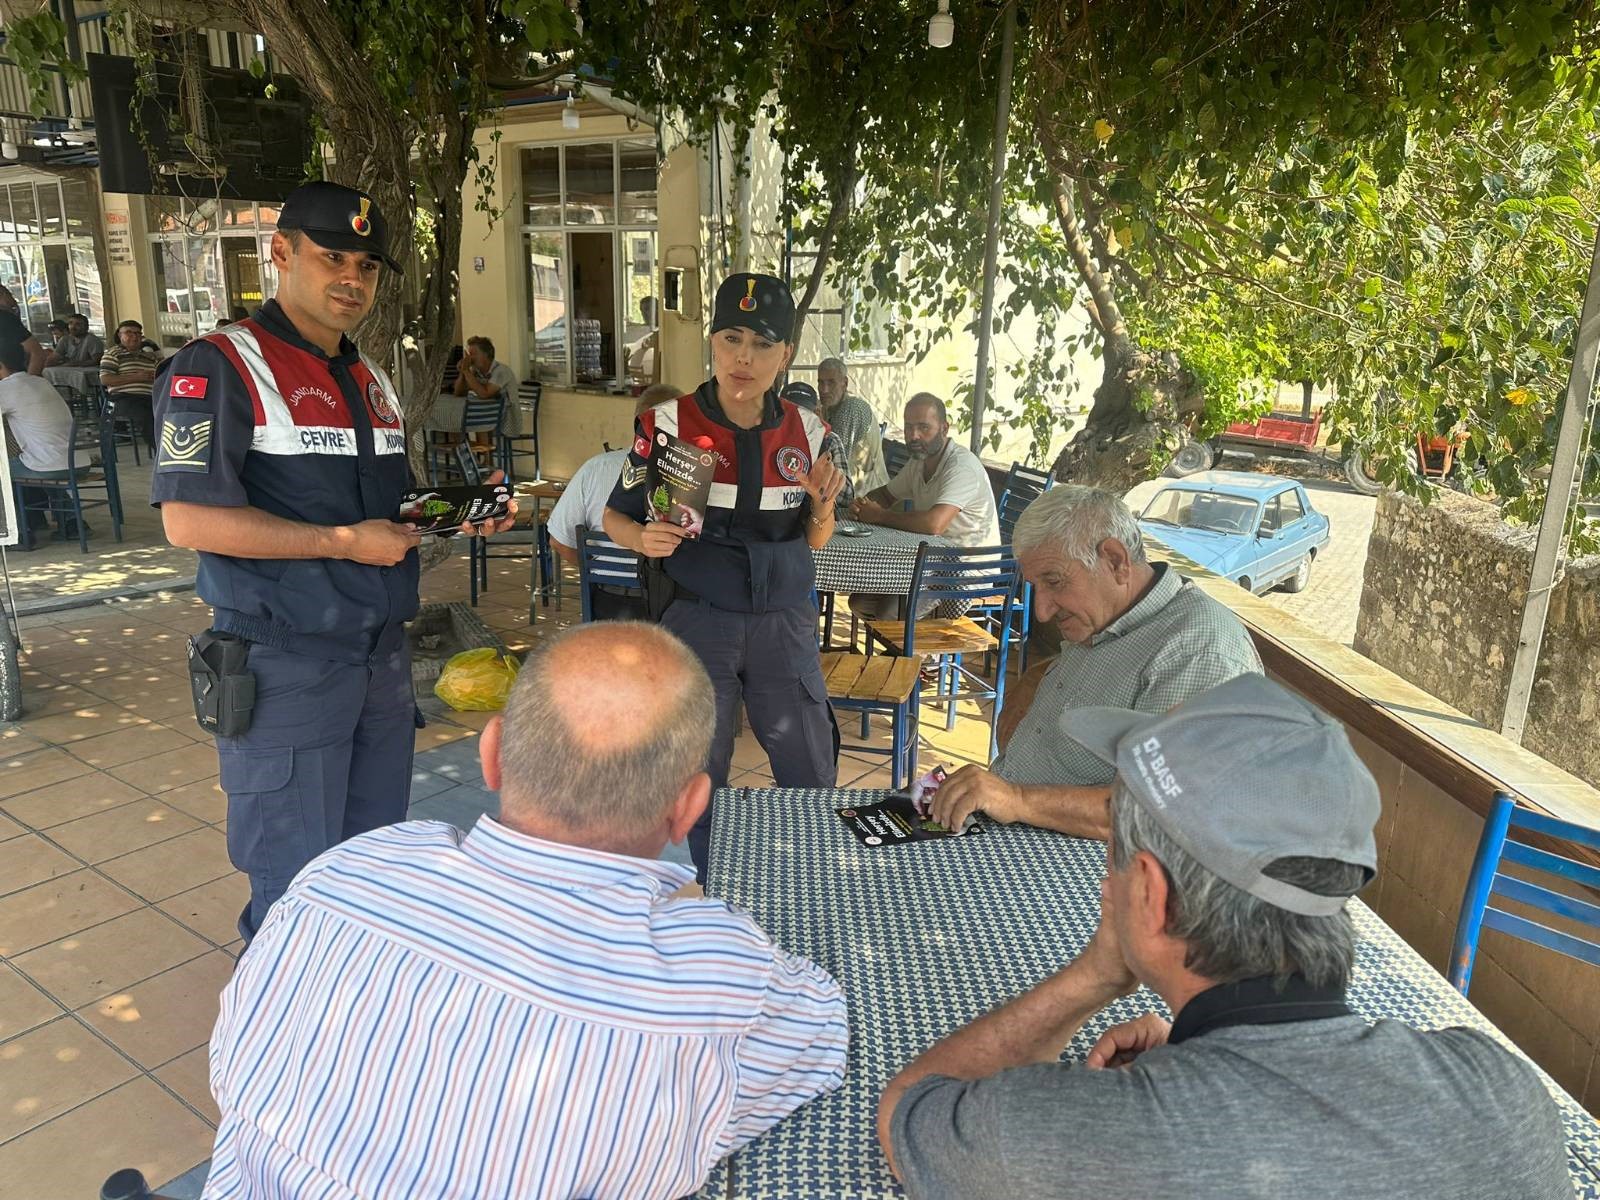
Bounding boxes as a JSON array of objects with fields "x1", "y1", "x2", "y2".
[
  {"x1": 641, "y1": 556, "x2": 679, "y2": 622},
  {"x1": 188, "y1": 630, "x2": 257, "y2": 737}
]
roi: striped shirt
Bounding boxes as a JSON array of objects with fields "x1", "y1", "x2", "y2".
[
  {"x1": 99, "y1": 343, "x2": 162, "y2": 394},
  {"x1": 994, "y1": 563, "x2": 1263, "y2": 786},
  {"x1": 203, "y1": 817, "x2": 848, "y2": 1199}
]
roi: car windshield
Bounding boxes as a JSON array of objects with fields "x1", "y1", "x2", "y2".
[{"x1": 1142, "y1": 489, "x2": 1259, "y2": 534}]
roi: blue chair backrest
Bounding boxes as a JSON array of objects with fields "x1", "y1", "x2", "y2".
[
  {"x1": 576, "y1": 524, "x2": 643, "y2": 621},
  {"x1": 454, "y1": 440, "x2": 484, "y2": 485},
  {"x1": 903, "y1": 543, "x2": 1020, "y2": 655},
  {"x1": 1448, "y1": 791, "x2": 1600, "y2": 995},
  {"x1": 883, "y1": 439, "x2": 910, "y2": 478},
  {"x1": 462, "y1": 394, "x2": 505, "y2": 433},
  {"x1": 996, "y1": 462, "x2": 1053, "y2": 543}
]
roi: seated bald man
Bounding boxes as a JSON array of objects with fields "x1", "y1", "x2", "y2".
[{"x1": 206, "y1": 622, "x2": 848, "y2": 1199}]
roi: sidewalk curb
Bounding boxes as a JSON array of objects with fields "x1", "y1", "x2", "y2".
[{"x1": 12, "y1": 576, "x2": 197, "y2": 618}]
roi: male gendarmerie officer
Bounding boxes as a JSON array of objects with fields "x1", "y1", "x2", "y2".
[
  {"x1": 151, "y1": 180, "x2": 515, "y2": 942},
  {"x1": 604, "y1": 273, "x2": 845, "y2": 878}
]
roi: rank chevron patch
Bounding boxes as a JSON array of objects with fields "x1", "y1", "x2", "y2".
[{"x1": 158, "y1": 414, "x2": 213, "y2": 473}]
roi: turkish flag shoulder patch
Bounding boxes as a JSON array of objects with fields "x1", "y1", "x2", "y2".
[{"x1": 170, "y1": 375, "x2": 209, "y2": 400}]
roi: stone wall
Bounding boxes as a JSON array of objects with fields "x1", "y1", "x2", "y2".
[{"x1": 1354, "y1": 489, "x2": 1600, "y2": 788}]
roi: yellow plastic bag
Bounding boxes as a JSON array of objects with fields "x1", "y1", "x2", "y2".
[{"x1": 433, "y1": 647, "x2": 521, "y2": 712}]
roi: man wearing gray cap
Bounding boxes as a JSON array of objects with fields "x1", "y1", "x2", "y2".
[{"x1": 880, "y1": 674, "x2": 1568, "y2": 1199}]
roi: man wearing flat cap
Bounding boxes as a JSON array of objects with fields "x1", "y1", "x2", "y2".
[
  {"x1": 151, "y1": 180, "x2": 514, "y2": 942},
  {"x1": 879, "y1": 675, "x2": 1569, "y2": 1199}
]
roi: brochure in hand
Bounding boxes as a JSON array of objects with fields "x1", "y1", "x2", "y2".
[
  {"x1": 836, "y1": 767, "x2": 986, "y2": 847},
  {"x1": 646, "y1": 430, "x2": 716, "y2": 539},
  {"x1": 395, "y1": 484, "x2": 512, "y2": 535}
]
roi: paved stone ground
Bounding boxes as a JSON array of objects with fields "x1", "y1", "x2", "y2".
[{"x1": 1126, "y1": 475, "x2": 1377, "y2": 647}]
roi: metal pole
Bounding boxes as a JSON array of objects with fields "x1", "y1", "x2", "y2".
[
  {"x1": 1500, "y1": 219, "x2": 1600, "y2": 742},
  {"x1": 968, "y1": 0, "x2": 1017, "y2": 455}
]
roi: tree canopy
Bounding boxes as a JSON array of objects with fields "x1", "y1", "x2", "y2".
[{"x1": 586, "y1": 0, "x2": 1600, "y2": 537}]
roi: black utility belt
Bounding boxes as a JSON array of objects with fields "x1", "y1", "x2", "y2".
[{"x1": 187, "y1": 630, "x2": 256, "y2": 737}]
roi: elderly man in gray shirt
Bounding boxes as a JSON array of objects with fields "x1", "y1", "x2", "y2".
[
  {"x1": 882, "y1": 675, "x2": 1570, "y2": 1200},
  {"x1": 930, "y1": 484, "x2": 1261, "y2": 839}
]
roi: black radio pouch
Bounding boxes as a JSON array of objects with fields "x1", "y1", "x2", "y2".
[{"x1": 188, "y1": 630, "x2": 257, "y2": 737}]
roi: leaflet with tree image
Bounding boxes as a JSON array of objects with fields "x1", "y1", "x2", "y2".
[
  {"x1": 395, "y1": 485, "x2": 511, "y2": 534},
  {"x1": 646, "y1": 429, "x2": 716, "y2": 539}
]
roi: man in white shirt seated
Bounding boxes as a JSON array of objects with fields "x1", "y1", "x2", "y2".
[
  {"x1": 46, "y1": 312, "x2": 104, "y2": 367},
  {"x1": 452, "y1": 334, "x2": 521, "y2": 445},
  {"x1": 849, "y1": 391, "x2": 1001, "y2": 619},
  {"x1": 547, "y1": 383, "x2": 680, "y2": 619},
  {"x1": 206, "y1": 620, "x2": 849, "y2": 1200},
  {"x1": 1, "y1": 334, "x2": 87, "y2": 545}
]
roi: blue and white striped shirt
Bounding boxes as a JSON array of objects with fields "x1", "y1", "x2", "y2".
[{"x1": 203, "y1": 817, "x2": 848, "y2": 1199}]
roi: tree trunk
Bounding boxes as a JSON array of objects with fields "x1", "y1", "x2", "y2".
[
  {"x1": 1301, "y1": 379, "x2": 1315, "y2": 419},
  {"x1": 1044, "y1": 175, "x2": 1202, "y2": 490}
]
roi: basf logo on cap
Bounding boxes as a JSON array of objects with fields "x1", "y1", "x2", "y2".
[{"x1": 1132, "y1": 736, "x2": 1184, "y2": 808}]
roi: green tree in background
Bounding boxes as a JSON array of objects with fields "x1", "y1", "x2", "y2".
[{"x1": 587, "y1": 0, "x2": 1600, "y2": 534}]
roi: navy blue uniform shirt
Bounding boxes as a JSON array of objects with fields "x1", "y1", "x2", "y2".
[
  {"x1": 149, "y1": 300, "x2": 418, "y2": 663},
  {"x1": 606, "y1": 382, "x2": 829, "y2": 614}
]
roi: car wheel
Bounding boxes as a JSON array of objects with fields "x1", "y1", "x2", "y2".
[
  {"x1": 1165, "y1": 440, "x2": 1215, "y2": 477},
  {"x1": 1281, "y1": 552, "x2": 1313, "y2": 594},
  {"x1": 1343, "y1": 450, "x2": 1385, "y2": 495},
  {"x1": 1237, "y1": 576, "x2": 1253, "y2": 593}
]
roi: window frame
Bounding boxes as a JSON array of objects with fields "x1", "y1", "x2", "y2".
[{"x1": 517, "y1": 137, "x2": 659, "y2": 388}]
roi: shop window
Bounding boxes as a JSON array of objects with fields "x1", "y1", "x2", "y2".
[
  {"x1": 37, "y1": 185, "x2": 63, "y2": 237},
  {"x1": 521, "y1": 147, "x2": 560, "y2": 225},
  {"x1": 564, "y1": 143, "x2": 615, "y2": 225},
  {"x1": 9, "y1": 185, "x2": 38, "y2": 239},
  {"x1": 0, "y1": 189, "x2": 11, "y2": 241},
  {"x1": 518, "y1": 140, "x2": 658, "y2": 387},
  {"x1": 619, "y1": 140, "x2": 658, "y2": 224},
  {"x1": 525, "y1": 232, "x2": 568, "y2": 384},
  {"x1": 62, "y1": 178, "x2": 94, "y2": 237}
]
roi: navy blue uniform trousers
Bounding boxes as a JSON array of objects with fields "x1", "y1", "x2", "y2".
[
  {"x1": 662, "y1": 599, "x2": 838, "y2": 880},
  {"x1": 216, "y1": 627, "x2": 415, "y2": 940}
]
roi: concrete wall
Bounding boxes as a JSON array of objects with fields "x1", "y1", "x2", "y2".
[{"x1": 1353, "y1": 490, "x2": 1600, "y2": 790}]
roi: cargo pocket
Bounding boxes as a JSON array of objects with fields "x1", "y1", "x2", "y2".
[
  {"x1": 218, "y1": 746, "x2": 313, "y2": 884},
  {"x1": 797, "y1": 668, "x2": 840, "y2": 788}
]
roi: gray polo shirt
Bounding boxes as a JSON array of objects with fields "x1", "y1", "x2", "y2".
[
  {"x1": 993, "y1": 564, "x2": 1262, "y2": 786},
  {"x1": 890, "y1": 1016, "x2": 1571, "y2": 1199}
]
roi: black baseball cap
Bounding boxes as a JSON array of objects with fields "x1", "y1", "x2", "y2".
[
  {"x1": 711, "y1": 272, "x2": 795, "y2": 344},
  {"x1": 278, "y1": 181, "x2": 403, "y2": 273},
  {"x1": 780, "y1": 381, "x2": 819, "y2": 411}
]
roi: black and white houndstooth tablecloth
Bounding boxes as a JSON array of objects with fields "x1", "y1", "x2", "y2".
[
  {"x1": 811, "y1": 525, "x2": 953, "y2": 596},
  {"x1": 698, "y1": 786, "x2": 1600, "y2": 1200}
]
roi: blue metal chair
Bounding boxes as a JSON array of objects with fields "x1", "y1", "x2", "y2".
[
  {"x1": 862, "y1": 542, "x2": 1021, "y2": 763},
  {"x1": 575, "y1": 524, "x2": 645, "y2": 622},
  {"x1": 1448, "y1": 791, "x2": 1600, "y2": 995},
  {"x1": 977, "y1": 462, "x2": 1053, "y2": 673},
  {"x1": 452, "y1": 442, "x2": 543, "y2": 607},
  {"x1": 498, "y1": 379, "x2": 543, "y2": 483},
  {"x1": 883, "y1": 438, "x2": 910, "y2": 479},
  {"x1": 429, "y1": 393, "x2": 505, "y2": 484},
  {"x1": 12, "y1": 406, "x2": 123, "y2": 551},
  {"x1": 821, "y1": 647, "x2": 921, "y2": 790}
]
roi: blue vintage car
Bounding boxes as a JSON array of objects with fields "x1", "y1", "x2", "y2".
[{"x1": 1137, "y1": 472, "x2": 1332, "y2": 594}]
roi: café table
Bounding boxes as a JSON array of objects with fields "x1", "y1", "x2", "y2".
[
  {"x1": 516, "y1": 477, "x2": 566, "y2": 613},
  {"x1": 43, "y1": 363, "x2": 101, "y2": 396},
  {"x1": 697, "y1": 785, "x2": 1600, "y2": 1200},
  {"x1": 811, "y1": 523, "x2": 952, "y2": 597}
]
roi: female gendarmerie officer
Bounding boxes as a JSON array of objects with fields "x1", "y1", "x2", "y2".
[{"x1": 604, "y1": 273, "x2": 845, "y2": 878}]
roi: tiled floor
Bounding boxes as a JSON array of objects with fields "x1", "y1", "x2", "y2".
[
  {"x1": 6, "y1": 460, "x2": 201, "y2": 610},
  {"x1": 0, "y1": 544, "x2": 999, "y2": 1196}
]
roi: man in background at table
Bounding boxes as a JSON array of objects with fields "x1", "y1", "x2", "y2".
[
  {"x1": 100, "y1": 318, "x2": 162, "y2": 457},
  {"x1": 546, "y1": 382, "x2": 680, "y2": 619},
  {"x1": 816, "y1": 356, "x2": 888, "y2": 496},
  {"x1": 848, "y1": 392, "x2": 999, "y2": 620},
  {"x1": 452, "y1": 333, "x2": 520, "y2": 452},
  {"x1": 881, "y1": 674, "x2": 1569, "y2": 1200},
  {"x1": 0, "y1": 285, "x2": 45, "y2": 375},
  {"x1": 47, "y1": 312, "x2": 103, "y2": 367},
  {"x1": 0, "y1": 333, "x2": 83, "y2": 542},
  {"x1": 928, "y1": 484, "x2": 1260, "y2": 840},
  {"x1": 207, "y1": 622, "x2": 848, "y2": 1200}
]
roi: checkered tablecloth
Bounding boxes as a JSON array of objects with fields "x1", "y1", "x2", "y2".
[
  {"x1": 811, "y1": 525, "x2": 952, "y2": 596},
  {"x1": 699, "y1": 786, "x2": 1600, "y2": 1200}
]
